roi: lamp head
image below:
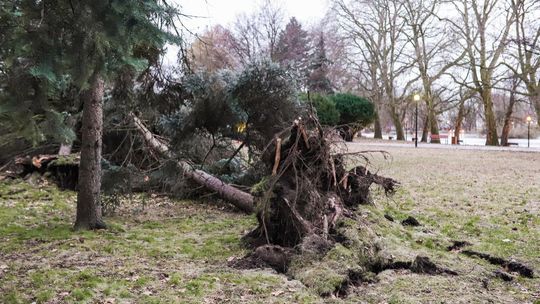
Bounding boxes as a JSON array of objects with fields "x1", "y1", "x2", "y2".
[
  {"x1": 526, "y1": 116, "x2": 532, "y2": 123},
  {"x1": 413, "y1": 94, "x2": 421, "y2": 102}
]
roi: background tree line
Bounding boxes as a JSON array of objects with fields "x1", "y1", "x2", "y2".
[{"x1": 189, "y1": 0, "x2": 539, "y2": 145}]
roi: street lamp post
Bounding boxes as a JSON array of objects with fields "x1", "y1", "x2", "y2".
[
  {"x1": 527, "y1": 115, "x2": 532, "y2": 148},
  {"x1": 413, "y1": 94, "x2": 421, "y2": 148}
]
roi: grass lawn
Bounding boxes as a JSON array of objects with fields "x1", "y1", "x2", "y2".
[{"x1": 1, "y1": 144, "x2": 539, "y2": 303}]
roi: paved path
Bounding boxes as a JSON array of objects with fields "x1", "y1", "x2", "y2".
[{"x1": 349, "y1": 140, "x2": 540, "y2": 153}]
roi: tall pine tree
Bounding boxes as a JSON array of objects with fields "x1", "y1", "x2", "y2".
[
  {"x1": 308, "y1": 32, "x2": 333, "y2": 94},
  {"x1": 274, "y1": 17, "x2": 310, "y2": 89},
  {"x1": 0, "y1": 0, "x2": 181, "y2": 230}
]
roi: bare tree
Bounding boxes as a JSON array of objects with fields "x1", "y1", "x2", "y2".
[
  {"x1": 258, "y1": 0, "x2": 285, "y2": 60},
  {"x1": 333, "y1": 0, "x2": 415, "y2": 140},
  {"x1": 402, "y1": 0, "x2": 465, "y2": 143},
  {"x1": 189, "y1": 25, "x2": 239, "y2": 72},
  {"x1": 497, "y1": 76, "x2": 523, "y2": 145},
  {"x1": 507, "y1": 0, "x2": 540, "y2": 126},
  {"x1": 447, "y1": 0, "x2": 516, "y2": 145},
  {"x1": 229, "y1": 13, "x2": 265, "y2": 65},
  {"x1": 227, "y1": 1, "x2": 285, "y2": 66}
]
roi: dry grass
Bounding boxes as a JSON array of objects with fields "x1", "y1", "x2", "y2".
[
  {"x1": 0, "y1": 144, "x2": 539, "y2": 303},
  {"x1": 345, "y1": 143, "x2": 540, "y2": 303}
]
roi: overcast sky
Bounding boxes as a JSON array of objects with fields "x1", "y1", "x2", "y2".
[
  {"x1": 178, "y1": 0, "x2": 330, "y2": 33},
  {"x1": 162, "y1": 0, "x2": 330, "y2": 65}
]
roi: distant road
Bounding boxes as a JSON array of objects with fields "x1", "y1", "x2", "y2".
[{"x1": 350, "y1": 139, "x2": 540, "y2": 153}]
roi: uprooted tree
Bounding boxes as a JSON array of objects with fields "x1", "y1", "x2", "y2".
[{"x1": 134, "y1": 106, "x2": 472, "y2": 297}]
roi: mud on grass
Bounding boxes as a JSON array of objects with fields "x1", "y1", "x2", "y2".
[{"x1": 0, "y1": 180, "x2": 317, "y2": 303}]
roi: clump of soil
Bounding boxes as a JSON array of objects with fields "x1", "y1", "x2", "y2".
[
  {"x1": 462, "y1": 250, "x2": 534, "y2": 278},
  {"x1": 401, "y1": 216, "x2": 421, "y2": 227}
]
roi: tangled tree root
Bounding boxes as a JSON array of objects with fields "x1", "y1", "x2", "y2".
[
  {"x1": 235, "y1": 118, "x2": 461, "y2": 297},
  {"x1": 244, "y1": 118, "x2": 398, "y2": 248}
]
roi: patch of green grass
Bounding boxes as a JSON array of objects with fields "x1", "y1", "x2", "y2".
[
  {"x1": 35, "y1": 290, "x2": 54, "y2": 303},
  {"x1": 1, "y1": 290, "x2": 24, "y2": 304},
  {"x1": 75, "y1": 269, "x2": 103, "y2": 289},
  {"x1": 69, "y1": 288, "x2": 93, "y2": 301},
  {"x1": 133, "y1": 275, "x2": 152, "y2": 288},
  {"x1": 184, "y1": 274, "x2": 217, "y2": 297},
  {"x1": 169, "y1": 272, "x2": 183, "y2": 286}
]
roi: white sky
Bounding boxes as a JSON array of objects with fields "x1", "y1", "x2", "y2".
[{"x1": 178, "y1": 0, "x2": 330, "y2": 33}]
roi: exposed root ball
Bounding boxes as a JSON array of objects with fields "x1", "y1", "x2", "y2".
[
  {"x1": 241, "y1": 117, "x2": 406, "y2": 297},
  {"x1": 247, "y1": 119, "x2": 399, "y2": 248}
]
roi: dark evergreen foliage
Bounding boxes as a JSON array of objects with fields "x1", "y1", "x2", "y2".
[
  {"x1": 0, "y1": 0, "x2": 180, "y2": 147},
  {"x1": 232, "y1": 61, "x2": 300, "y2": 150},
  {"x1": 300, "y1": 93, "x2": 340, "y2": 126},
  {"x1": 308, "y1": 33, "x2": 333, "y2": 94},
  {"x1": 330, "y1": 93, "x2": 376, "y2": 127},
  {"x1": 274, "y1": 17, "x2": 311, "y2": 89}
]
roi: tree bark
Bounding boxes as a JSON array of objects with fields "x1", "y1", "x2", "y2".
[
  {"x1": 75, "y1": 74, "x2": 106, "y2": 230},
  {"x1": 421, "y1": 113, "x2": 428, "y2": 142},
  {"x1": 428, "y1": 106, "x2": 440, "y2": 144},
  {"x1": 482, "y1": 89, "x2": 499, "y2": 146},
  {"x1": 454, "y1": 99, "x2": 466, "y2": 144},
  {"x1": 501, "y1": 91, "x2": 517, "y2": 146},
  {"x1": 531, "y1": 93, "x2": 540, "y2": 128},
  {"x1": 130, "y1": 113, "x2": 254, "y2": 213},
  {"x1": 389, "y1": 105, "x2": 405, "y2": 140},
  {"x1": 374, "y1": 114, "x2": 383, "y2": 139}
]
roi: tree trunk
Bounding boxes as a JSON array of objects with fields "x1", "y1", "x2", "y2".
[
  {"x1": 374, "y1": 114, "x2": 383, "y2": 139},
  {"x1": 75, "y1": 75, "x2": 106, "y2": 230},
  {"x1": 389, "y1": 106, "x2": 405, "y2": 140},
  {"x1": 130, "y1": 113, "x2": 254, "y2": 213},
  {"x1": 501, "y1": 92, "x2": 517, "y2": 146},
  {"x1": 421, "y1": 114, "x2": 428, "y2": 142},
  {"x1": 482, "y1": 89, "x2": 499, "y2": 146},
  {"x1": 531, "y1": 93, "x2": 540, "y2": 128},
  {"x1": 454, "y1": 99, "x2": 466, "y2": 144},
  {"x1": 429, "y1": 108, "x2": 440, "y2": 144}
]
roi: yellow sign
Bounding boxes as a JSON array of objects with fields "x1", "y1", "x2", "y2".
[{"x1": 236, "y1": 122, "x2": 246, "y2": 133}]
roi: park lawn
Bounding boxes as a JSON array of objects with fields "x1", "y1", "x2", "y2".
[
  {"x1": 1, "y1": 145, "x2": 539, "y2": 303},
  {"x1": 0, "y1": 181, "x2": 315, "y2": 304}
]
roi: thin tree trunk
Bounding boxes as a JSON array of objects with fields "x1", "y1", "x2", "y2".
[
  {"x1": 454, "y1": 99, "x2": 466, "y2": 144},
  {"x1": 389, "y1": 105, "x2": 405, "y2": 140},
  {"x1": 501, "y1": 92, "x2": 517, "y2": 146},
  {"x1": 429, "y1": 107, "x2": 440, "y2": 144},
  {"x1": 531, "y1": 93, "x2": 540, "y2": 128},
  {"x1": 421, "y1": 113, "x2": 428, "y2": 142},
  {"x1": 482, "y1": 89, "x2": 499, "y2": 146},
  {"x1": 374, "y1": 114, "x2": 383, "y2": 139},
  {"x1": 75, "y1": 74, "x2": 106, "y2": 230},
  {"x1": 131, "y1": 113, "x2": 254, "y2": 213}
]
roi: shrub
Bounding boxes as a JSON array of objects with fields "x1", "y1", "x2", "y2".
[
  {"x1": 300, "y1": 93, "x2": 340, "y2": 126},
  {"x1": 330, "y1": 93, "x2": 376, "y2": 127}
]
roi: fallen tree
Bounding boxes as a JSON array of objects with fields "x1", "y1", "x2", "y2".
[{"x1": 130, "y1": 113, "x2": 255, "y2": 213}]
